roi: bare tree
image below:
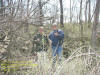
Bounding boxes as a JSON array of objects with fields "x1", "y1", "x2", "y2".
[
  {"x1": 38, "y1": 0, "x2": 43, "y2": 26},
  {"x1": 85, "y1": 0, "x2": 88, "y2": 23},
  {"x1": 0, "y1": 0, "x2": 3, "y2": 13},
  {"x1": 70, "y1": 0, "x2": 72, "y2": 23},
  {"x1": 0, "y1": 0, "x2": 5, "y2": 17},
  {"x1": 91, "y1": 0, "x2": 100, "y2": 47},
  {"x1": 79, "y1": 0, "x2": 83, "y2": 39},
  {"x1": 59, "y1": 0, "x2": 64, "y2": 27},
  {"x1": 88, "y1": 0, "x2": 91, "y2": 23}
]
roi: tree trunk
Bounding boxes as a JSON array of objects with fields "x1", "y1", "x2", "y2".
[
  {"x1": 59, "y1": 0, "x2": 64, "y2": 27},
  {"x1": 70, "y1": 0, "x2": 72, "y2": 23},
  {"x1": 39, "y1": 0, "x2": 43, "y2": 26},
  {"x1": 25, "y1": 0, "x2": 29, "y2": 32},
  {"x1": 88, "y1": 0, "x2": 91, "y2": 28},
  {"x1": 85, "y1": 0, "x2": 88, "y2": 23},
  {"x1": 0, "y1": 0, "x2": 3, "y2": 14},
  {"x1": 91, "y1": 0, "x2": 100, "y2": 47},
  {"x1": 79, "y1": 0, "x2": 83, "y2": 39},
  {"x1": 88, "y1": 0, "x2": 91, "y2": 23}
]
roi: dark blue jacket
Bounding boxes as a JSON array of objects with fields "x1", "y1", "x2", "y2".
[{"x1": 49, "y1": 29, "x2": 64, "y2": 46}]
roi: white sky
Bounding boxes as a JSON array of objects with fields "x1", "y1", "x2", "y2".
[
  {"x1": 32, "y1": 0, "x2": 96, "y2": 22},
  {"x1": 6, "y1": 0, "x2": 95, "y2": 22},
  {"x1": 64, "y1": 0, "x2": 70, "y2": 8}
]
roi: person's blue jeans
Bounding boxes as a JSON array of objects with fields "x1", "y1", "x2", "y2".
[{"x1": 52, "y1": 46, "x2": 63, "y2": 65}]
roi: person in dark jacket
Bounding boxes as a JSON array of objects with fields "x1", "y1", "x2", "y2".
[
  {"x1": 32, "y1": 27, "x2": 49, "y2": 55},
  {"x1": 49, "y1": 24, "x2": 64, "y2": 66}
]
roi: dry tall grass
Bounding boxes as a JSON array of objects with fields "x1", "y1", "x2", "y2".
[{"x1": 2, "y1": 45, "x2": 99, "y2": 75}]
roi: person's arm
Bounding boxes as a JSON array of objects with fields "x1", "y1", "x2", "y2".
[
  {"x1": 48, "y1": 33, "x2": 52, "y2": 47},
  {"x1": 49, "y1": 39, "x2": 52, "y2": 47},
  {"x1": 44, "y1": 34, "x2": 49, "y2": 44},
  {"x1": 31, "y1": 35, "x2": 37, "y2": 55},
  {"x1": 33, "y1": 35, "x2": 37, "y2": 44},
  {"x1": 54, "y1": 30, "x2": 64, "y2": 40},
  {"x1": 57, "y1": 30, "x2": 64, "y2": 40},
  {"x1": 34, "y1": 34, "x2": 40, "y2": 43}
]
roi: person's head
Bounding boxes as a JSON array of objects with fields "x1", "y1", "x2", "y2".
[
  {"x1": 52, "y1": 23, "x2": 58, "y2": 31},
  {"x1": 38, "y1": 26, "x2": 44, "y2": 34}
]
